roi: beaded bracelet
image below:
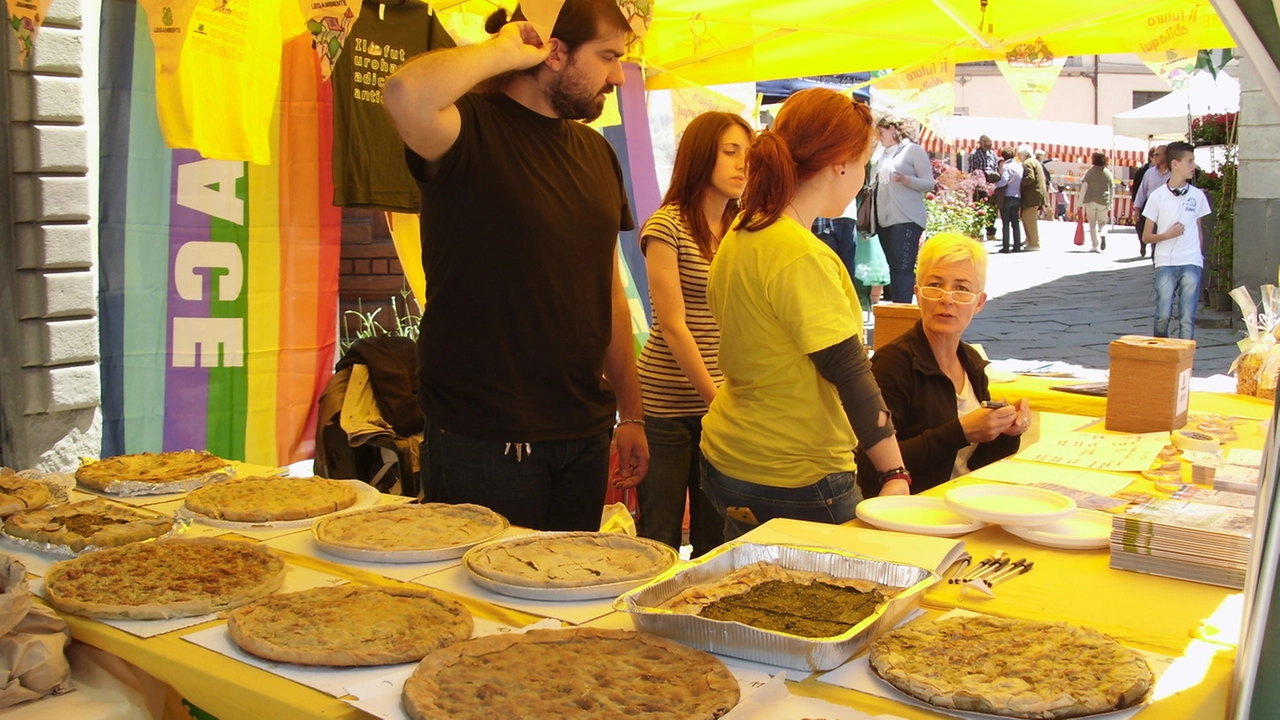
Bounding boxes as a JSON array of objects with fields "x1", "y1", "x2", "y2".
[
  {"x1": 615, "y1": 418, "x2": 646, "y2": 428},
  {"x1": 879, "y1": 466, "x2": 912, "y2": 487}
]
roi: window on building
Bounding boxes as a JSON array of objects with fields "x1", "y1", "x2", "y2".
[
  {"x1": 1132, "y1": 90, "x2": 1171, "y2": 109},
  {"x1": 1065, "y1": 56, "x2": 1083, "y2": 67}
]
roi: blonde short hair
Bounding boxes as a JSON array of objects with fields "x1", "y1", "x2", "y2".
[{"x1": 916, "y1": 232, "x2": 988, "y2": 291}]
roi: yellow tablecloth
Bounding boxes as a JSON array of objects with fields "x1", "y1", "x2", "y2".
[
  {"x1": 995, "y1": 375, "x2": 1272, "y2": 419},
  {"x1": 35, "y1": 411, "x2": 1258, "y2": 720}
]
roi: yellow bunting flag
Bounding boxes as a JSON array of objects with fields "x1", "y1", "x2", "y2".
[
  {"x1": 5, "y1": 0, "x2": 53, "y2": 66},
  {"x1": 869, "y1": 50, "x2": 956, "y2": 140},
  {"x1": 385, "y1": 213, "x2": 426, "y2": 310},
  {"x1": 298, "y1": 0, "x2": 361, "y2": 81},
  {"x1": 996, "y1": 37, "x2": 1066, "y2": 120},
  {"x1": 522, "y1": 0, "x2": 565, "y2": 46},
  {"x1": 1135, "y1": 5, "x2": 1206, "y2": 90},
  {"x1": 670, "y1": 82, "x2": 747, "y2": 141}
]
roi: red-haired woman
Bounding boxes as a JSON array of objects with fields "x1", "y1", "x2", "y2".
[
  {"x1": 700, "y1": 89, "x2": 910, "y2": 540},
  {"x1": 637, "y1": 112, "x2": 754, "y2": 558}
]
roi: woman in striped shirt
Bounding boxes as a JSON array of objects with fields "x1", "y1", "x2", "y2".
[{"x1": 636, "y1": 111, "x2": 754, "y2": 557}]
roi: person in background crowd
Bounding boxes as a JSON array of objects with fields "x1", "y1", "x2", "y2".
[
  {"x1": 993, "y1": 146, "x2": 1023, "y2": 253},
  {"x1": 636, "y1": 111, "x2": 754, "y2": 558},
  {"x1": 1080, "y1": 152, "x2": 1115, "y2": 253},
  {"x1": 1142, "y1": 141, "x2": 1210, "y2": 340},
  {"x1": 1053, "y1": 184, "x2": 1068, "y2": 221},
  {"x1": 383, "y1": 0, "x2": 649, "y2": 530},
  {"x1": 1018, "y1": 145, "x2": 1048, "y2": 251},
  {"x1": 872, "y1": 114, "x2": 933, "y2": 303},
  {"x1": 855, "y1": 233, "x2": 1029, "y2": 496},
  {"x1": 968, "y1": 135, "x2": 1001, "y2": 241},
  {"x1": 701, "y1": 89, "x2": 910, "y2": 539},
  {"x1": 1132, "y1": 145, "x2": 1169, "y2": 259}
]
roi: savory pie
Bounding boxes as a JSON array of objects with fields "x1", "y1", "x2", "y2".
[
  {"x1": 402, "y1": 628, "x2": 739, "y2": 719},
  {"x1": 314, "y1": 503, "x2": 506, "y2": 556},
  {"x1": 227, "y1": 584, "x2": 473, "y2": 666},
  {"x1": 869, "y1": 615, "x2": 1153, "y2": 719},
  {"x1": 657, "y1": 561, "x2": 895, "y2": 638},
  {"x1": 0, "y1": 474, "x2": 52, "y2": 517},
  {"x1": 4, "y1": 498, "x2": 172, "y2": 552},
  {"x1": 184, "y1": 476, "x2": 359, "y2": 523},
  {"x1": 465, "y1": 532, "x2": 675, "y2": 589},
  {"x1": 43, "y1": 537, "x2": 287, "y2": 620},
  {"x1": 75, "y1": 450, "x2": 231, "y2": 492}
]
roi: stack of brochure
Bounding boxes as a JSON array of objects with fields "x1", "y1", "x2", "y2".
[{"x1": 1110, "y1": 498, "x2": 1254, "y2": 589}]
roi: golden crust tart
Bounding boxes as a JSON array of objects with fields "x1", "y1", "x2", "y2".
[
  {"x1": 402, "y1": 628, "x2": 739, "y2": 720},
  {"x1": 0, "y1": 474, "x2": 52, "y2": 518},
  {"x1": 314, "y1": 503, "x2": 506, "y2": 554},
  {"x1": 869, "y1": 615, "x2": 1154, "y2": 719},
  {"x1": 4, "y1": 498, "x2": 172, "y2": 552},
  {"x1": 465, "y1": 532, "x2": 675, "y2": 589},
  {"x1": 227, "y1": 584, "x2": 473, "y2": 666},
  {"x1": 184, "y1": 476, "x2": 359, "y2": 523},
  {"x1": 75, "y1": 450, "x2": 231, "y2": 492},
  {"x1": 44, "y1": 537, "x2": 286, "y2": 620}
]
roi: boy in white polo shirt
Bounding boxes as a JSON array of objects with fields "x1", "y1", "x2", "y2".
[{"x1": 1141, "y1": 141, "x2": 1211, "y2": 339}]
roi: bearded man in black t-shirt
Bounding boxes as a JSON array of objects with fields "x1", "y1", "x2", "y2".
[{"x1": 383, "y1": 0, "x2": 649, "y2": 532}]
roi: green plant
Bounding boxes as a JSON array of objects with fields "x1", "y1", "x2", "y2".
[
  {"x1": 1204, "y1": 151, "x2": 1237, "y2": 297},
  {"x1": 1191, "y1": 112, "x2": 1238, "y2": 146},
  {"x1": 925, "y1": 193, "x2": 994, "y2": 239},
  {"x1": 340, "y1": 287, "x2": 422, "y2": 354}
]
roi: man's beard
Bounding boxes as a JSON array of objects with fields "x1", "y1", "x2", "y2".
[{"x1": 548, "y1": 60, "x2": 612, "y2": 121}]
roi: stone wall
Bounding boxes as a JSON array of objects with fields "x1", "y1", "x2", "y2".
[
  {"x1": 1235, "y1": 57, "x2": 1280, "y2": 292},
  {"x1": 3, "y1": 0, "x2": 100, "y2": 470}
]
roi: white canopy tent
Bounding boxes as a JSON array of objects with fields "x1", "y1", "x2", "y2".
[{"x1": 1112, "y1": 70, "x2": 1241, "y2": 140}]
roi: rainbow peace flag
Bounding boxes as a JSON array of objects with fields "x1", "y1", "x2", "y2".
[{"x1": 99, "y1": 0, "x2": 340, "y2": 467}]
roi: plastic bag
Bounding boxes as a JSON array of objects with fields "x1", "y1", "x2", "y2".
[
  {"x1": 854, "y1": 235, "x2": 891, "y2": 286},
  {"x1": 1229, "y1": 285, "x2": 1280, "y2": 399},
  {"x1": 0, "y1": 556, "x2": 72, "y2": 708}
]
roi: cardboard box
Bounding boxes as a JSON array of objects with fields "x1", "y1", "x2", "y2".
[
  {"x1": 1106, "y1": 335, "x2": 1195, "y2": 433},
  {"x1": 872, "y1": 303, "x2": 919, "y2": 351}
]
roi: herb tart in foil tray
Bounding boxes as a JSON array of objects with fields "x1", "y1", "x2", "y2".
[{"x1": 613, "y1": 542, "x2": 939, "y2": 671}]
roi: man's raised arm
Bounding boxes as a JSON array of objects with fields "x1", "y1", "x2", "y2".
[{"x1": 383, "y1": 22, "x2": 551, "y2": 163}]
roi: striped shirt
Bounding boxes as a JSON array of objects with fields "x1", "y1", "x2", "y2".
[{"x1": 637, "y1": 205, "x2": 723, "y2": 417}]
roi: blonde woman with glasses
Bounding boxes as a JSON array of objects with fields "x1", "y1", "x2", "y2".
[{"x1": 854, "y1": 233, "x2": 1030, "y2": 496}]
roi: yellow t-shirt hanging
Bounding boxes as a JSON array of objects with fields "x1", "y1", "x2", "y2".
[{"x1": 139, "y1": 0, "x2": 287, "y2": 165}]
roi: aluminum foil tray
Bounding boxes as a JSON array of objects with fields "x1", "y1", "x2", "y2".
[{"x1": 613, "y1": 541, "x2": 939, "y2": 671}]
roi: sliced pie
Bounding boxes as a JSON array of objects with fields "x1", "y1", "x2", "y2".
[
  {"x1": 4, "y1": 497, "x2": 173, "y2": 552},
  {"x1": 0, "y1": 473, "x2": 52, "y2": 518}
]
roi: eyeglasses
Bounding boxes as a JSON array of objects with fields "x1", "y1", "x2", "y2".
[{"x1": 918, "y1": 286, "x2": 978, "y2": 304}]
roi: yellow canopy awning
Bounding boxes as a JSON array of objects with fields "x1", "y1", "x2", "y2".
[{"x1": 641, "y1": 0, "x2": 1237, "y2": 88}]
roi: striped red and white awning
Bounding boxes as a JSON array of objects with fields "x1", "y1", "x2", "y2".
[{"x1": 918, "y1": 126, "x2": 1146, "y2": 169}]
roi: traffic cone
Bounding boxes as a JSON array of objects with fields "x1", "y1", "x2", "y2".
[{"x1": 1072, "y1": 212, "x2": 1086, "y2": 246}]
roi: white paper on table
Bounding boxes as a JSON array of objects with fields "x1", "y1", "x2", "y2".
[
  {"x1": 721, "y1": 671, "x2": 907, "y2": 720},
  {"x1": 738, "y1": 518, "x2": 968, "y2": 574},
  {"x1": 182, "y1": 615, "x2": 536, "y2": 698},
  {"x1": 1226, "y1": 448, "x2": 1263, "y2": 467},
  {"x1": 818, "y1": 609, "x2": 1174, "y2": 720},
  {"x1": 29, "y1": 563, "x2": 347, "y2": 638},
  {"x1": 409, "y1": 563, "x2": 619, "y2": 625},
  {"x1": 965, "y1": 459, "x2": 1135, "y2": 496},
  {"x1": 341, "y1": 621, "x2": 768, "y2": 720},
  {"x1": 1014, "y1": 432, "x2": 1168, "y2": 472}
]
